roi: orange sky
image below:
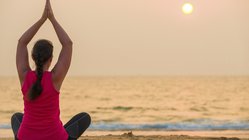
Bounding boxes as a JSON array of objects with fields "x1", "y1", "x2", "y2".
[{"x1": 0, "y1": 0, "x2": 249, "y2": 76}]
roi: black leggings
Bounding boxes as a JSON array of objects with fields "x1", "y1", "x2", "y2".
[{"x1": 11, "y1": 112, "x2": 91, "y2": 140}]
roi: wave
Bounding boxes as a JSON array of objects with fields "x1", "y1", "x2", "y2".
[
  {"x1": 0, "y1": 124, "x2": 11, "y2": 129},
  {"x1": 90, "y1": 119, "x2": 249, "y2": 131},
  {"x1": 1, "y1": 119, "x2": 249, "y2": 131}
]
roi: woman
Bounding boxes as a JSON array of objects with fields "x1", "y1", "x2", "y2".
[{"x1": 11, "y1": 0, "x2": 91, "y2": 140}]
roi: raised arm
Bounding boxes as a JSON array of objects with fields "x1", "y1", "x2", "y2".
[
  {"x1": 47, "y1": 0, "x2": 73, "y2": 90},
  {"x1": 16, "y1": 2, "x2": 48, "y2": 85}
]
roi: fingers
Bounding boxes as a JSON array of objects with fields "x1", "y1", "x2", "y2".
[
  {"x1": 46, "y1": 0, "x2": 55, "y2": 20},
  {"x1": 46, "y1": 0, "x2": 50, "y2": 5},
  {"x1": 41, "y1": 0, "x2": 49, "y2": 20},
  {"x1": 47, "y1": 0, "x2": 52, "y2": 9},
  {"x1": 45, "y1": 1, "x2": 48, "y2": 11},
  {"x1": 45, "y1": 0, "x2": 49, "y2": 9}
]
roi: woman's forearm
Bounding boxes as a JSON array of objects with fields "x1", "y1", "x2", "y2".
[
  {"x1": 50, "y1": 18, "x2": 73, "y2": 46},
  {"x1": 18, "y1": 18, "x2": 46, "y2": 45}
]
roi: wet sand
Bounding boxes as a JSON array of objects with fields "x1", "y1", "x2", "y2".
[
  {"x1": 1, "y1": 135, "x2": 248, "y2": 140},
  {"x1": 82, "y1": 131, "x2": 249, "y2": 140},
  {"x1": 1, "y1": 131, "x2": 249, "y2": 140},
  {"x1": 78, "y1": 135, "x2": 248, "y2": 140}
]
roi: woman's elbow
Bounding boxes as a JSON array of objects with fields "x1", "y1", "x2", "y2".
[
  {"x1": 18, "y1": 38, "x2": 28, "y2": 46},
  {"x1": 68, "y1": 40, "x2": 73, "y2": 46},
  {"x1": 63, "y1": 40, "x2": 73, "y2": 47}
]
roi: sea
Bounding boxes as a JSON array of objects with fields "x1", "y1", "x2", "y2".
[{"x1": 0, "y1": 76, "x2": 249, "y2": 132}]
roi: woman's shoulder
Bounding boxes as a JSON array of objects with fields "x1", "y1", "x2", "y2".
[
  {"x1": 21, "y1": 70, "x2": 36, "y2": 93},
  {"x1": 23, "y1": 70, "x2": 36, "y2": 81}
]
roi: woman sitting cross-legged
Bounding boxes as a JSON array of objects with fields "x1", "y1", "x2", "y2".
[{"x1": 11, "y1": 0, "x2": 91, "y2": 140}]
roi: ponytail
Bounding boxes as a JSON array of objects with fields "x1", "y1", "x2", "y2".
[
  {"x1": 28, "y1": 62, "x2": 44, "y2": 100},
  {"x1": 28, "y1": 39, "x2": 53, "y2": 101}
]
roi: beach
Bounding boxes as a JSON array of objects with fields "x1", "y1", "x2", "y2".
[
  {"x1": 1, "y1": 76, "x2": 249, "y2": 139},
  {"x1": 1, "y1": 0, "x2": 249, "y2": 139},
  {"x1": 1, "y1": 136, "x2": 248, "y2": 140},
  {"x1": 1, "y1": 131, "x2": 249, "y2": 140}
]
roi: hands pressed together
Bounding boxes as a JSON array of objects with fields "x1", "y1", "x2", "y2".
[
  {"x1": 41, "y1": 0, "x2": 55, "y2": 22},
  {"x1": 17, "y1": 0, "x2": 73, "y2": 87}
]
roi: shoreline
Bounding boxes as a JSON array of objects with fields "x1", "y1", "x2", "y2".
[{"x1": 1, "y1": 130, "x2": 249, "y2": 139}]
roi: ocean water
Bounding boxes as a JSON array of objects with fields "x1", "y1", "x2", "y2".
[{"x1": 0, "y1": 76, "x2": 249, "y2": 131}]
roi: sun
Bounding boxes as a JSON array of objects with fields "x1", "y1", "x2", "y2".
[{"x1": 182, "y1": 3, "x2": 193, "y2": 15}]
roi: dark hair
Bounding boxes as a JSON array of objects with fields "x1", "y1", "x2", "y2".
[{"x1": 28, "y1": 39, "x2": 53, "y2": 100}]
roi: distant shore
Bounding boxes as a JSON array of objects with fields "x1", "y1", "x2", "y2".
[{"x1": 1, "y1": 130, "x2": 249, "y2": 140}]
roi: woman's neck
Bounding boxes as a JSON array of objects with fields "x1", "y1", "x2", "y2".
[{"x1": 40, "y1": 62, "x2": 50, "y2": 72}]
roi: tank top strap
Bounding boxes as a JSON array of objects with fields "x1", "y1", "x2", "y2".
[{"x1": 43, "y1": 71, "x2": 60, "y2": 94}]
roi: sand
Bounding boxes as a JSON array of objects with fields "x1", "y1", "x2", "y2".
[
  {"x1": 79, "y1": 135, "x2": 247, "y2": 140},
  {"x1": 1, "y1": 131, "x2": 249, "y2": 140},
  {"x1": 80, "y1": 131, "x2": 249, "y2": 140},
  {"x1": 1, "y1": 135, "x2": 248, "y2": 140}
]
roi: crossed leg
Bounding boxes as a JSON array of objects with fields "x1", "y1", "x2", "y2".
[
  {"x1": 11, "y1": 112, "x2": 91, "y2": 140},
  {"x1": 11, "y1": 113, "x2": 23, "y2": 140},
  {"x1": 64, "y1": 112, "x2": 91, "y2": 140}
]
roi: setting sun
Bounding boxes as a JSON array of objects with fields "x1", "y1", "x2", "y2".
[{"x1": 182, "y1": 3, "x2": 193, "y2": 14}]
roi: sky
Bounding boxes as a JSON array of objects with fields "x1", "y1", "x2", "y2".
[{"x1": 0, "y1": 0, "x2": 249, "y2": 76}]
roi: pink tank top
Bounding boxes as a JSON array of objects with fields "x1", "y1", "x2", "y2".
[{"x1": 18, "y1": 71, "x2": 68, "y2": 140}]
